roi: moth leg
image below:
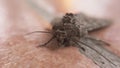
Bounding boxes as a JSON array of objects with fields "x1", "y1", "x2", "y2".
[
  {"x1": 85, "y1": 35, "x2": 110, "y2": 46},
  {"x1": 37, "y1": 37, "x2": 55, "y2": 47}
]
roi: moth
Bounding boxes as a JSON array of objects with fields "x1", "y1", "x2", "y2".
[{"x1": 27, "y1": 13, "x2": 120, "y2": 68}]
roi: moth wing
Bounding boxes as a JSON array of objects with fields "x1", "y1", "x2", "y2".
[
  {"x1": 75, "y1": 13, "x2": 111, "y2": 32},
  {"x1": 76, "y1": 37, "x2": 120, "y2": 68}
]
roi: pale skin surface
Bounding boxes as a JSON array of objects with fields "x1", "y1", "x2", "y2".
[{"x1": 0, "y1": 0, "x2": 120, "y2": 68}]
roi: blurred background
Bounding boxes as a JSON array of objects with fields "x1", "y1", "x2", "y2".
[{"x1": 26, "y1": 0, "x2": 114, "y2": 21}]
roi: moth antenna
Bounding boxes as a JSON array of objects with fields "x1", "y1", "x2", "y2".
[
  {"x1": 71, "y1": 39, "x2": 116, "y2": 66},
  {"x1": 25, "y1": 31, "x2": 52, "y2": 35},
  {"x1": 37, "y1": 36, "x2": 55, "y2": 47}
]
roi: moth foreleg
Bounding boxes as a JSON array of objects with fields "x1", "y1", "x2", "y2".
[{"x1": 37, "y1": 37, "x2": 55, "y2": 47}]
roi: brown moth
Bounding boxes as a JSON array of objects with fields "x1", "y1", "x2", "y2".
[
  {"x1": 27, "y1": 13, "x2": 120, "y2": 68},
  {"x1": 37, "y1": 13, "x2": 110, "y2": 48}
]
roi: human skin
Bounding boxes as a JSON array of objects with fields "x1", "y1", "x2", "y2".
[{"x1": 0, "y1": 0, "x2": 120, "y2": 68}]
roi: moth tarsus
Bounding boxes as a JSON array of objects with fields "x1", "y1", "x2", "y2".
[{"x1": 38, "y1": 36, "x2": 55, "y2": 47}]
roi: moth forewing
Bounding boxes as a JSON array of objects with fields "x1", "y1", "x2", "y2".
[
  {"x1": 75, "y1": 13, "x2": 111, "y2": 32},
  {"x1": 77, "y1": 37, "x2": 120, "y2": 68}
]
